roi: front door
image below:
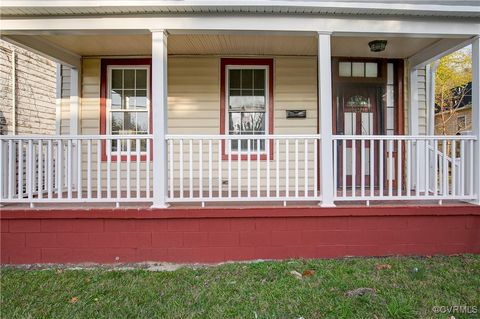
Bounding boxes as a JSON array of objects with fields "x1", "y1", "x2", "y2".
[{"x1": 335, "y1": 85, "x2": 382, "y2": 187}]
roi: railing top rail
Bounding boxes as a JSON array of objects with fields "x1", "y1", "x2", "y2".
[
  {"x1": 1, "y1": 134, "x2": 475, "y2": 141},
  {"x1": 166, "y1": 134, "x2": 322, "y2": 140},
  {"x1": 0, "y1": 134, "x2": 153, "y2": 141},
  {"x1": 333, "y1": 135, "x2": 477, "y2": 140}
]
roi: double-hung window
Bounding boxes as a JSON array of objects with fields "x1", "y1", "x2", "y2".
[
  {"x1": 226, "y1": 65, "x2": 269, "y2": 153},
  {"x1": 106, "y1": 65, "x2": 150, "y2": 153}
]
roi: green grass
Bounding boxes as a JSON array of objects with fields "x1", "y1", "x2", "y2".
[{"x1": 1, "y1": 255, "x2": 479, "y2": 319}]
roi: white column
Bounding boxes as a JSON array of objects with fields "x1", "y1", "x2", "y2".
[
  {"x1": 317, "y1": 32, "x2": 335, "y2": 207},
  {"x1": 471, "y1": 36, "x2": 480, "y2": 205},
  {"x1": 69, "y1": 67, "x2": 79, "y2": 136},
  {"x1": 151, "y1": 30, "x2": 169, "y2": 208},
  {"x1": 70, "y1": 67, "x2": 80, "y2": 189}
]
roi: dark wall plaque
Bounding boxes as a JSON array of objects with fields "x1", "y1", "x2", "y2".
[{"x1": 286, "y1": 110, "x2": 307, "y2": 119}]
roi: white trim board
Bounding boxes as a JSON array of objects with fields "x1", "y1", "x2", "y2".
[{"x1": 1, "y1": 16, "x2": 479, "y2": 37}]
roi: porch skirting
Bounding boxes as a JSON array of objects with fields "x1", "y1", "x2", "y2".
[{"x1": 1, "y1": 206, "x2": 479, "y2": 264}]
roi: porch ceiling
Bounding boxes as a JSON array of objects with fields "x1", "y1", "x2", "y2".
[
  {"x1": 2, "y1": 1, "x2": 480, "y2": 19},
  {"x1": 34, "y1": 33, "x2": 441, "y2": 59}
]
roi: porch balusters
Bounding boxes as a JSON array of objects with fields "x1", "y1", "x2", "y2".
[
  {"x1": 164, "y1": 135, "x2": 321, "y2": 205},
  {"x1": 332, "y1": 135, "x2": 477, "y2": 203}
]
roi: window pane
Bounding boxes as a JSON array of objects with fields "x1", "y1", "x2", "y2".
[
  {"x1": 136, "y1": 112, "x2": 148, "y2": 132},
  {"x1": 124, "y1": 69, "x2": 135, "y2": 89},
  {"x1": 241, "y1": 89, "x2": 253, "y2": 97},
  {"x1": 112, "y1": 69, "x2": 123, "y2": 89},
  {"x1": 242, "y1": 112, "x2": 265, "y2": 133},
  {"x1": 386, "y1": 85, "x2": 394, "y2": 107},
  {"x1": 253, "y1": 89, "x2": 265, "y2": 96},
  {"x1": 387, "y1": 63, "x2": 394, "y2": 84},
  {"x1": 124, "y1": 90, "x2": 135, "y2": 109},
  {"x1": 111, "y1": 89, "x2": 122, "y2": 109},
  {"x1": 136, "y1": 69, "x2": 147, "y2": 89},
  {"x1": 111, "y1": 112, "x2": 124, "y2": 132},
  {"x1": 111, "y1": 139, "x2": 119, "y2": 152},
  {"x1": 229, "y1": 112, "x2": 242, "y2": 134},
  {"x1": 229, "y1": 96, "x2": 265, "y2": 111},
  {"x1": 339, "y1": 62, "x2": 351, "y2": 77},
  {"x1": 254, "y1": 69, "x2": 265, "y2": 89},
  {"x1": 140, "y1": 139, "x2": 147, "y2": 152},
  {"x1": 229, "y1": 69, "x2": 241, "y2": 89},
  {"x1": 365, "y1": 62, "x2": 378, "y2": 77},
  {"x1": 352, "y1": 62, "x2": 364, "y2": 77},
  {"x1": 124, "y1": 112, "x2": 136, "y2": 132},
  {"x1": 241, "y1": 69, "x2": 253, "y2": 89},
  {"x1": 135, "y1": 90, "x2": 147, "y2": 109},
  {"x1": 231, "y1": 139, "x2": 238, "y2": 151}
]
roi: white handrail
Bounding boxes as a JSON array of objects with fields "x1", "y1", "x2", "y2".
[
  {"x1": 334, "y1": 135, "x2": 476, "y2": 140},
  {"x1": 0, "y1": 134, "x2": 153, "y2": 141},
  {"x1": 166, "y1": 134, "x2": 321, "y2": 140}
]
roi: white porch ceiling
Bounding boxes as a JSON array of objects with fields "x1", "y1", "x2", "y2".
[{"x1": 35, "y1": 34, "x2": 440, "y2": 59}]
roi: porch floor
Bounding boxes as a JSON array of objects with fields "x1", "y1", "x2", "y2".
[{"x1": 1, "y1": 199, "x2": 475, "y2": 210}]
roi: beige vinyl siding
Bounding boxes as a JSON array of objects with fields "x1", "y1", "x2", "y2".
[
  {"x1": 417, "y1": 67, "x2": 428, "y2": 135},
  {"x1": 167, "y1": 56, "x2": 317, "y2": 192},
  {"x1": 168, "y1": 57, "x2": 220, "y2": 134},
  {"x1": 60, "y1": 65, "x2": 71, "y2": 134},
  {"x1": 274, "y1": 56, "x2": 317, "y2": 134},
  {"x1": 79, "y1": 56, "x2": 318, "y2": 193},
  {"x1": 81, "y1": 58, "x2": 101, "y2": 134},
  {"x1": 0, "y1": 39, "x2": 56, "y2": 135},
  {"x1": 404, "y1": 65, "x2": 428, "y2": 135}
]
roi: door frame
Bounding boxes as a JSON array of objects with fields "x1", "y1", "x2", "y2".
[{"x1": 331, "y1": 57, "x2": 405, "y2": 191}]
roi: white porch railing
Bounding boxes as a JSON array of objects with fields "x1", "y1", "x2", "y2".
[
  {"x1": 0, "y1": 134, "x2": 477, "y2": 206},
  {"x1": 333, "y1": 135, "x2": 477, "y2": 203},
  {"x1": 165, "y1": 135, "x2": 321, "y2": 205},
  {"x1": 0, "y1": 135, "x2": 153, "y2": 205}
]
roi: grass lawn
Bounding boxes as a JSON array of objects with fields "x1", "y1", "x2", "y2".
[{"x1": 1, "y1": 255, "x2": 479, "y2": 319}]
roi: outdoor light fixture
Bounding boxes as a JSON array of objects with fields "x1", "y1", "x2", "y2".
[{"x1": 368, "y1": 40, "x2": 387, "y2": 52}]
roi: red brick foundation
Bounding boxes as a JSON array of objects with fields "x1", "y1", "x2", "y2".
[{"x1": 1, "y1": 206, "x2": 479, "y2": 264}]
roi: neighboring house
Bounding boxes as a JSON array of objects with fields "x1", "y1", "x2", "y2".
[
  {"x1": 435, "y1": 82, "x2": 473, "y2": 135},
  {"x1": 0, "y1": 1, "x2": 479, "y2": 265},
  {"x1": 0, "y1": 39, "x2": 57, "y2": 135}
]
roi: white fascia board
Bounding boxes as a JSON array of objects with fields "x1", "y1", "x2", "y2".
[
  {"x1": 1, "y1": 1, "x2": 479, "y2": 15},
  {"x1": 408, "y1": 37, "x2": 477, "y2": 69},
  {"x1": 1, "y1": 16, "x2": 479, "y2": 37},
  {"x1": 0, "y1": 35, "x2": 81, "y2": 68}
]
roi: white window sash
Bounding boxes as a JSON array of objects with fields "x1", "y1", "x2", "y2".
[
  {"x1": 225, "y1": 65, "x2": 269, "y2": 155},
  {"x1": 106, "y1": 65, "x2": 150, "y2": 155}
]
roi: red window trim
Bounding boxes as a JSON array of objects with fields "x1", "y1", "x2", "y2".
[
  {"x1": 100, "y1": 58, "x2": 153, "y2": 161},
  {"x1": 220, "y1": 58, "x2": 274, "y2": 160}
]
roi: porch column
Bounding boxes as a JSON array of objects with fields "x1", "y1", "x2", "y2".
[
  {"x1": 70, "y1": 67, "x2": 79, "y2": 189},
  {"x1": 317, "y1": 32, "x2": 335, "y2": 207},
  {"x1": 151, "y1": 30, "x2": 169, "y2": 208},
  {"x1": 472, "y1": 36, "x2": 480, "y2": 205}
]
